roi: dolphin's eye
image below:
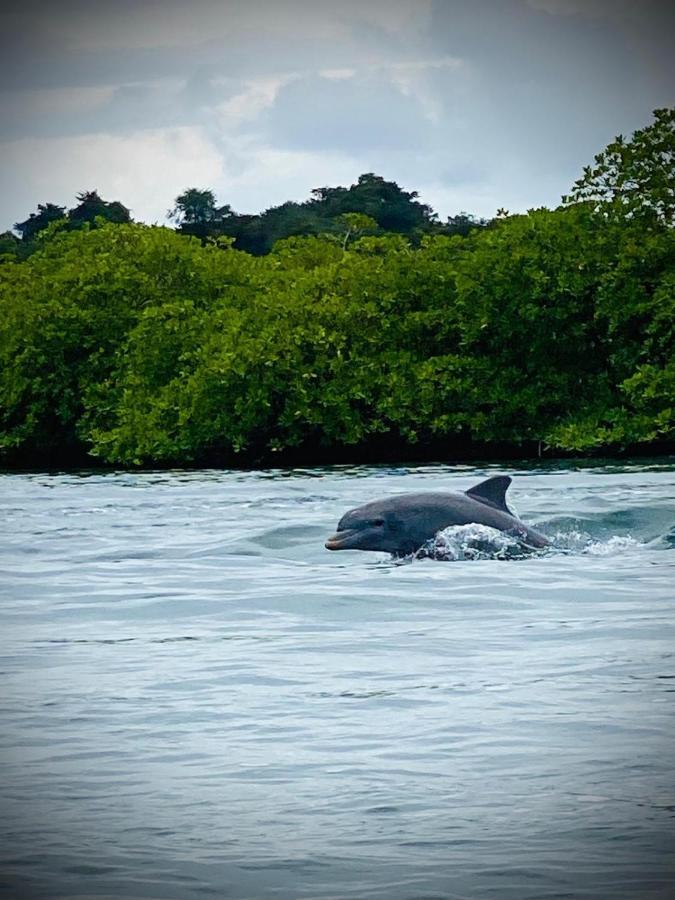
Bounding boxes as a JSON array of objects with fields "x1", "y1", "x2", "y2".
[{"x1": 372, "y1": 518, "x2": 385, "y2": 527}]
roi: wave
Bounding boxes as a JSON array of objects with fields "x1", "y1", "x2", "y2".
[
  {"x1": 412, "y1": 524, "x2": 531, "y2": 561},
  {"x1": 546, "y1": 529, "x2": 643, "y2": 556},
  {"x1": 404, "y1": 522, "x2": 654, "y2": 562}
]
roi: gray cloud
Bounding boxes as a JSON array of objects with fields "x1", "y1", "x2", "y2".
[
  {"x1": 259, "y1": 73, "x2": 435, "y2": 153},
  {"x1": 0, "y1": 0, "x2": 427, "y2": 90},
  {"x1": 0, "y1": 75, "x2": 246, "y2": 142},
  {"x1": 0, "y1": 0, "x2": 671, "y2": 230},
  {"x1": 425, "y1": 0, "x2": 673, "y2": 193}
]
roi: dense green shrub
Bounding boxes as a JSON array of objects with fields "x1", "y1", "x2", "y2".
[
  {"x1": 0, "y1": 224, "x2": 261, "y2": 462},
  {"x1": 1, "y1": 111, "x2": 673, "y2": 466}
]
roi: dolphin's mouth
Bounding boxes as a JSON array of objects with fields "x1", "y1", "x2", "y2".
[{"x1": 325, "y1": 528, "x2": 361, "y2": 550}]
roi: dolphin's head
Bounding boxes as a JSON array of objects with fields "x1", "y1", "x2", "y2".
[{"x1": 325, "y1": 498, "x2": 408, "y2": 554}]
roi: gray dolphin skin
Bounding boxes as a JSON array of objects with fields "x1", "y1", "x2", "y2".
[{"x1": 325, "y1": 475, "x2": 549, "y2": 556}]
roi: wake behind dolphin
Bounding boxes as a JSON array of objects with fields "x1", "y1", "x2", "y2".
[{"x1": 325, "y1": 475, "x2": 549, "y2": 557}]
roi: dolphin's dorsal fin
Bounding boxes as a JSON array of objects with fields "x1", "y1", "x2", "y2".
[{"x1": 465, "y1": 475, "x2": 513, "y2": 514}]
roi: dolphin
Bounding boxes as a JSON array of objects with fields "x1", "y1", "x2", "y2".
[{"x1": 325, "y1": 475, "x2": 549, "y2": 556}]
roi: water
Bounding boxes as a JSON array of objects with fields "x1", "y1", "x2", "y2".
[{"x1": 1, "y1": 461, "x2": 674, "y2": 900}]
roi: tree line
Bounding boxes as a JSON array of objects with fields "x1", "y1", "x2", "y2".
[
  {"x1": 0, "y1": 109, "x2": 672, "y2": 467},
  {"x1": 1, "y1": 174, "x2": 488, "y2": 260}
]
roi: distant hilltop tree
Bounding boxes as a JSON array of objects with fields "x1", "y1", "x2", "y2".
[
  {"x1": 12, "y1": 191, "x2": 131, "y2": 250},
  {"x1": 168, "y1": 188, "x2": 236, "y2": 240},
  {"x1": 68, "y1": 190, "x2": 131, "y2": 227},
  {"x1": 442, "y1": 212, "x2": 490, "y2": 237},
  {"x1": 308, "y1": 172, "x2": 436, "y2": 232},
  {"x1": 14, "y1": 203, "x2": 67, "y2": 242},
  {"x1": 167, "y1": 172, "x2": 478, "y2": 254},
  {"x1": 9, "y1": 174, "x2": 488, "y2": 259}
]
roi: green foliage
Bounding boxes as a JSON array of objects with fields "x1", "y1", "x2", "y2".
[
  {"x1": 14, "y1": 203, "x2": 67, "y2": 242},
  {"x1": 0, "y1": 223, "x2": 259, "y2": 462},
  {"x1": 1, "y1": 114, "x2": 673, "y2": 466},
  {"x1": 68, "y1": 190, "x2": 131, "y2": 227},
  {"x1": 168, "y1": 188, "x2": 218, "y2": 227},
  {"x1": 11, "y1": 191, "x2": 132, "y2": 259},
  {"x1": 0, "y1": 231, "x2": 21, "y2": 260},
  {"x1": 335, "y1": 213, "x2": 378, "y2": 249},
  {"x1": 564, "y1": 107, "x2": 674, "y2": 225},
  {"x1": 308, "y1": 173, "x2": 435, "y2": 232},
  {"x1": 441, "y1": 212, "x2": 489, "y2": 237},
  {"x1": 166, "y1": 172, "x2": 442, "y2": 255},
  {"x1": 168, "y1": 188, "x2": 237, "y2": 241}
]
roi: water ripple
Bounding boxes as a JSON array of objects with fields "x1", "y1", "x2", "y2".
[{"x1": 0, "y1": 461, "x2": 674, "y2": 899}]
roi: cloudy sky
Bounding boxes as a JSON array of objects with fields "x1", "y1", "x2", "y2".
[{"x1": 1, "y1": 0, "x2": 673, "y2": 230}]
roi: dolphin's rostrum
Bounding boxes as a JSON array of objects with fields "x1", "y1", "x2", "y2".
[{"x1": 325, "y1": 475, "x2": 549, "y2": 556}]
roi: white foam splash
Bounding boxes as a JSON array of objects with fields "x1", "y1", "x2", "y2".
[
  {"x1": 584, "y1": 535, "x2": 643, "y2": 556},
  {"x1": 404, "y1": 525, "x2": 645, "y2": 562},
  {"x1": 415, "y1": 523, "x2": 527, "y2": 561},
  {"x1": 545, "y1": 529, "x2": 643, "y2": 557}
]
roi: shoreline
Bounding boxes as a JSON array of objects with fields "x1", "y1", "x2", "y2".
[{"x1": 2, "y1": 440, "x2": 673, "y2": 475}]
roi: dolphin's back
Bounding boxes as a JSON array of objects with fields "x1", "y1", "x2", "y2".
[{"x1": 375, "y1": 490, "x2": 548, "y2": 551}]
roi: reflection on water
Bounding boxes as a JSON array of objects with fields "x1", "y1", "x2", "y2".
[{"x1": 1, "y1": 461, "x2": 674, "y2": 899}]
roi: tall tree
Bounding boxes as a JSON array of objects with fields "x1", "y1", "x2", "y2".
[
  {"x1": 443, "y1": 212, "x2": 489, "y2": 237},
  {"x1": 14, "y1": 203, "x2": 66, "y2": 241},
  {"x1": 168, "y1": 188, "x2": 232, "y2": 239},
  {"x1": 68, "y1": 191, "x2": 131, "y2": 227},
  {"x1": 564, "y1": 107, "x2": 675, "y2": 225},
  {"x1": 309, "y1": 173, "x2": 435, "y2": 233}
]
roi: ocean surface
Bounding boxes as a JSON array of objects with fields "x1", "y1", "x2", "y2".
[{"x1": 1, "y1": 461, "x2": 674, "y2": 900}]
